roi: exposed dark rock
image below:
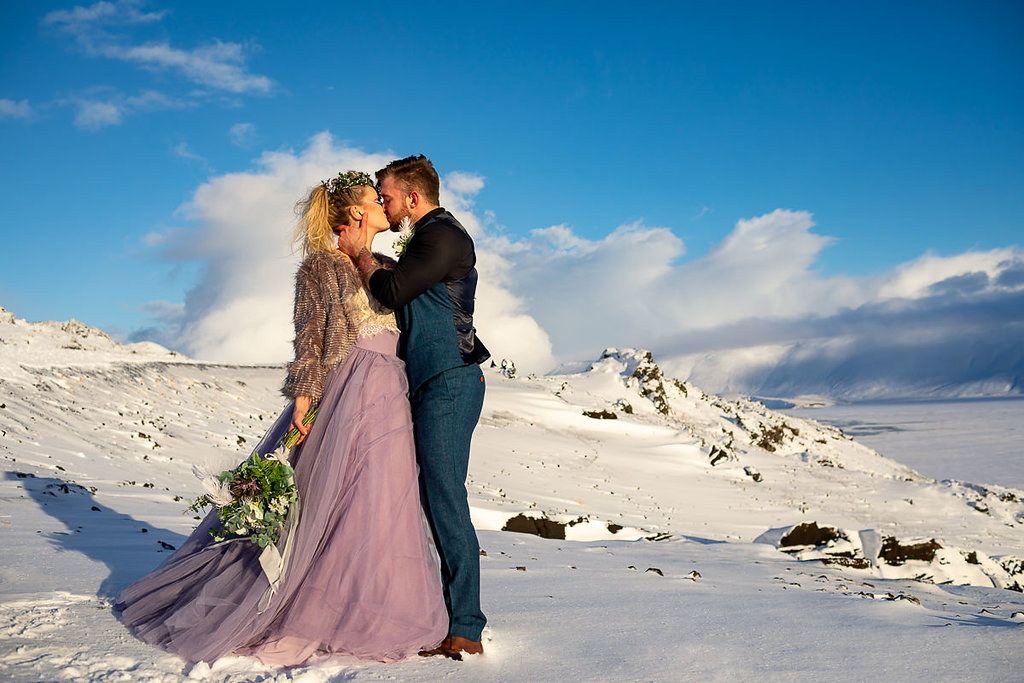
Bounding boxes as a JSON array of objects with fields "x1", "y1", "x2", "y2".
[
  {"x1": 966, "y1": 551, "x2": 980, "y2": 565},
  {"x1": 582, "y1": 409, "x2": 617, "y2": 420},
  {"x1": 630, "y1": 351, "x2": 672, "y2": 415},
  {"x1": 499, "y1": 359, "x2": 517, "y2": 379},
  {"x1": 607, "y1": 523, "x2": 623, "y2": 534},
  {"x1": 821, "y1": 556, "x2": 871, "y2": 569},
  {"x1": 708, "y1": 445, "x2": 729, "y2": 466},
  {"x1": 44, "y1": 481, "x2": 90, "y2": 496},
  {"x1": 744, "y1": 466, "x2": 762, "y2": 482},
  {"x1": 878, "y1": 537, "x2": 942, "y2": 565},
  {"x1": 970, "y1": 502, "x2": 990, "y2": 514},
  {"x1": 780, "y1": 522, "x2": 841, "y2": 548},
  {"x1": 999, "y1": 557, "x2": 1024, "y2": 591},
  {"x1": 645, "y1": 567, "x2": 663, "y2": 576},
  {"x1": 503, "y1": 513, "x2": 566, "y2": 539},
  {"x1": 755, "y1": 425, "x2": 786, "y2": 452}
]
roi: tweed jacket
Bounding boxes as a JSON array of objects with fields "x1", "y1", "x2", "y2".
[{"x1": 282, "y1": 249, "x2": 396, "y2": 401}]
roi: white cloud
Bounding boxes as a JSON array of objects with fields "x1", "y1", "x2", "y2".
[
  {"x1": 529, "y1": 224, "x2": 597, "y2": 255},
  {"x1": 141, "y1": 227, "x2": 186, "y2": 248},
  {"x1": 43, "y1": 0, "x2": 273, "y2": 106},
  {"x1": 444, "y1": 171, "x2": 485, "y2": 196},
  {"x1": 114, "y1": 41, "x2": 273, "y2": 94},
  {"x1": 437, "y1": 171, "x2": 485, "y2": 221},
  {"x1": 229, "y1": 122, "x2": 257, "y2": 147},
  {"x1": 876, "y1": 249, "x2": 1022, "y2": 300},
  {"x1": 137, "y1": 133, "x2": 554, "y2": 370},
  {"x1": 125, "y1": 89, "x2": 178, "y2": 108},
  {"x1": 491, "y1": 208, "x2": 1024, "y2": 375},
  {"x1": 0, "y1": 98, "x2": 34, "y2": 120},
  {"x1": 42, "y1": 0, "x2": 166, "y2": 32},
  {"x1": 74, "y1": 99, "x2": 124, "y2": 129},
  {"x1": 659, "y1": 277, "x2": 1024, "y2": 399},
  {"x1": 172, "y1": 141, "x2": 209, "y2": 167},
  {"x1": 70, "y1": 89, "x2": 183, "y2": 129},
  {"x1": 132, "y1": 136, "x2": 1022, "y2": 392},
  {"x1": 140, "y1": 299, "x2": 184, "y2": 320}
]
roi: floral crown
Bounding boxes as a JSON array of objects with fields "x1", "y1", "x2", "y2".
[{"x1": 321, "y1": 170, "x2": 374, "y2": 197}]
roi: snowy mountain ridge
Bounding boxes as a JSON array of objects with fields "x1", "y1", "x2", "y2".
[{"x1": 0, "y1": 305, "x2": 191, "y2": 384}]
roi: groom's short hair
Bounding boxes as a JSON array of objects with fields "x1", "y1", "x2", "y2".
[{"x1": 377, "y1": 155, "x2": 440, "y2": 206}]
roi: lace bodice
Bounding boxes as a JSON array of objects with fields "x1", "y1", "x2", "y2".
[{"x1": 349, "y1": 286, "x2": 399, "y2": 338}]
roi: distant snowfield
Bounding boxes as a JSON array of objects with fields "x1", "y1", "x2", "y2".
[
  {"x1": 1, "y1": 307, "x2": 1022, "y2": 682},
  {"x1": 784, "y1": 399, "x2": 1024, "y2": 491}
]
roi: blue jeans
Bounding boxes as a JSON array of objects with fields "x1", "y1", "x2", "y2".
[{"x1": 410, "y1": 363, "x2": 486, "y2": 641}]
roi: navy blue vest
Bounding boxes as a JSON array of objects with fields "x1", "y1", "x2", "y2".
[
  {"x1": 397, "y1": 281, "x2": 467, "y2": 393},
  {"x1": 395, "y1": 211, "x2": 490, "y2": 393}
]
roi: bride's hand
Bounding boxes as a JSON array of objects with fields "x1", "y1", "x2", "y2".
[{"x1": 292, "y1": 395, "x2": 312, "y2": 445}]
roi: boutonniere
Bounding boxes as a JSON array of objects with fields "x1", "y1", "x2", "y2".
[{"x1": 392, "y1": 217, "x2": 415, "y2": 257}]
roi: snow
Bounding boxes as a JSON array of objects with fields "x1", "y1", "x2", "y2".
[
  {"x1": 783, "y1": 398, "x2": 1024, "y2": 490},
  {"x1": 1, "y1": 310, "x2": 1022, "y2": 681}
]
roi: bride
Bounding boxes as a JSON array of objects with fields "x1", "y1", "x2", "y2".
[{"x1": 114, "y1": 171, "x2": 448, "y2": 666}]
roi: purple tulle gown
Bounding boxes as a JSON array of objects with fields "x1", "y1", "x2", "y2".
[{"x1": 115, "y1": 331, "x2": 448, "y2": 666}]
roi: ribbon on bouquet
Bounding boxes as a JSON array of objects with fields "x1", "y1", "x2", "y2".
[
  {"x1": 246, "y1": 401, "x2": 309, "y2": 613},
  {"x1": 257, "y1": 495, "x2": 300, "y2": 613}
]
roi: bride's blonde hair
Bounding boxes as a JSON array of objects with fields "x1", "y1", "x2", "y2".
[{"x1": 293, "y1": 171, "x2": 374, "y2": 257}]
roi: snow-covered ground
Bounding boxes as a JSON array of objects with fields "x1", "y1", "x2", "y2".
[
  {"x1": 2, "y1": 306, "x2": 1022, "y2": 682},
  {"x1": 784, "y1": 398, "x2": 1024, "y2": 491}
]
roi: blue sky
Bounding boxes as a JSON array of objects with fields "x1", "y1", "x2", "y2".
[{"x1": 1, "y1": 1, "x2": 1022, "y2": 372}]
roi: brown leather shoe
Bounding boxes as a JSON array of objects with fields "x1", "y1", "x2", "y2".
[
  {"x1": 446, "y1": 636, "x2": 484, "y2": 656},
  {"x1": 418, "y1": 637, "x2": 452, "y2": 658},
  {"x1": 418, "y1": 636, "x2": 484, "y2": 661}
]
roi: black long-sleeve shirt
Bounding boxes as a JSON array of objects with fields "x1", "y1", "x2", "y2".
[
  {"x1": 368, "y1": 208, "x2": 490, "y2": 370},
  {"x1": 369, "y1": 208, "x2": 476, "y2": 309}
]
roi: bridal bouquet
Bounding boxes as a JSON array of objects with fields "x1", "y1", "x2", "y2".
[{"x1": 187, "y1": 407, "x2": 315, "y2": 547}]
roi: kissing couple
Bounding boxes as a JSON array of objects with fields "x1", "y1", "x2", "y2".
[{"x1": 115, "y1": 155, "x2": 492, "y2": 666}]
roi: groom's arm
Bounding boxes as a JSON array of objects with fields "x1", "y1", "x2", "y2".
[{"x1": 367, "y1": 224, "x2": 475, "y2": 309}]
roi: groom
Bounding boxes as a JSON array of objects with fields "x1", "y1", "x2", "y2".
[{"x1": 337, "y1": 155, "x2": 490, "y2": 658}]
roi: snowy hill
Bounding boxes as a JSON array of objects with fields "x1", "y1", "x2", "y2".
[
  {"x1": 1, "y1": 309, "x2": 1022, "y2": 681},
  {"x1": 0, "y1": 305, "x2": 195, "y2": 381}
]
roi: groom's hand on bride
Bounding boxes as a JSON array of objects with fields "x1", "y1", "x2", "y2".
[{"x1": 336, "y1": 214, "x2": 369, "y2": 257}]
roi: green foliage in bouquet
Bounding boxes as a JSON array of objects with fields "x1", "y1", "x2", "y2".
[
  {"x1": 282, "y1": 406, "x2": 316, "y2": 450},
  {"x1": 187, "y1": 407, "x2": 316, "y2": 547}
]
